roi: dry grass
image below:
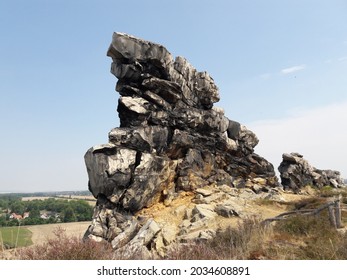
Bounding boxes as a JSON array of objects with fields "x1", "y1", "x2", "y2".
[
  {"x1": 270, "y1": 212, "x2": 347, "y2": 260},
  {"x1": 26, "y1": 221, "x2": 91, "y2": 245},
  {"x1": 166, "y1": 217, "x2": 271, "y2": 260},
  {"x1": 292, "y1": 197, "x2": 326, "y2": 210},
  {"x1": 16, "y1": 227, "x2": 114, "y2": 260},
  {"x1": 4, "y1": 190, "x2": 347, "y2": 260},
  {"x1": 166, "y1": 213, "x2": 347, "y2": 260},
  {"x1": 4, "y1": 214, "x2": 347, "y2": 260}
]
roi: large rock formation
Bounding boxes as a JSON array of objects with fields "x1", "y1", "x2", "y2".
[
  {"x1": 84, "y1": 32, "x2": 279, "y2": 256},
  {"x1": 278, "y1": 152, "x2": 345, "y2": 192}
]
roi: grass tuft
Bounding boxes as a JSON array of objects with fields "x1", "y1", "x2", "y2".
[{"x1": 167, "y1": 217, "x2": 270, "y2": 260}]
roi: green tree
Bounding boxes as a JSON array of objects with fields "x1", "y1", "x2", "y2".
[
  {"x1": 62, "y1": 207, "x2": 76, "y2": 223},
  {"x1": 70, "y1": 200, "x2": 93, "y2": 221},
  {"x1": 0, "y1": 215, "x2": 7, "y2": 226},
  {"x1": 0, "y1": 198, "x2": 9, "y2": 209},
  {"x1": 29, "y1": 208, "x2": 40, "y2": 219},
  {"x1": 10, "y1": 201, "x2": 25, "y2": 215}
]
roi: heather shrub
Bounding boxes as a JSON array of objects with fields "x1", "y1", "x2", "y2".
[{"x1": 17, "y1": 227, "x2": 114, "y2": 260}]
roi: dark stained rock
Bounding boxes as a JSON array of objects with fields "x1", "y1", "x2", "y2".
[
  {"x1": 84, "y1": 32, "x2": 279, "y2": 252},
  {"x1": 278, "y1": 152, "x2": 345, "y2": 192}
]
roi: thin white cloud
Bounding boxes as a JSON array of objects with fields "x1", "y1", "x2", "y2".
[
  {"x1": 280, "y1": 64, "x2": 306, "y2": 74},
  {"x1": 248, "y1": 102, "x2": 347, "y2": 179}
]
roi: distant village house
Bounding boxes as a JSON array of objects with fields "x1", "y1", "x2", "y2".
[{"x1": 9, "y1": 212, "x2": 30, "y2": 220}]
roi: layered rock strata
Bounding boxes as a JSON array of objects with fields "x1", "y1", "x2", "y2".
[
  {"x1": 279, "y1": 152, "x2": 345, "y2": 192},
  {"x1": 84, "y1": 32, "x2": 279, "y2": 255}
]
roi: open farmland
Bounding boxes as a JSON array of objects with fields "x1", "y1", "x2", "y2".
[
  {"x1": 26, "y1": 221, "x2": 91, "y2": 245},
  {"x1": 1, "y1": 222, "x2": 90, "y2": 249},
  {"x1": 0, "y1": 227, "x2": 33, "y2": 249},
  {"x1": 0, "y1": 221, "x2": 91, "y2": 259},
  {"x1": 21, "y1": 195, "x2": 96, "y2": 206}
]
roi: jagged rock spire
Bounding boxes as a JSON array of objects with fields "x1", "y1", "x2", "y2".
[{"x1": 84, "y1": 32, "x2": 278, "y2": 254}]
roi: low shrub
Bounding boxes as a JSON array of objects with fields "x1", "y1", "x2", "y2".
[
  {"x1": 17, "y1": 227, "x2": 114, "y2": 260},
  {"x1": 293, "y1": 197, "x2": 326, "y2": 210},
  {"x1": 167, "y1": 217, "x2": 270, "y2": 260},
  {"x1": 274, "y1": 211, "x2": 336, "y2": 235},
  {"x1": 273, "y1": 213, "x2": 347, "y2": 260},
  {"x1": 318, "y1": 186, "x2": 336, "y2": 197}
]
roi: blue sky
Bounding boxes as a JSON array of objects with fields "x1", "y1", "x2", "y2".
[{"x1": 1, "y1": 0, "x2": 346, "y2": 192}]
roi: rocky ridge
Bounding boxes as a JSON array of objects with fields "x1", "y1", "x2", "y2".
[{"x1": 83, "y1": 32, "x2": 286, "y2": 257}]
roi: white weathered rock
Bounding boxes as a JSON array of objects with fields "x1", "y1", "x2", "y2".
[
  {"x1": 161, "y1": 225, "x2": 177, "y2": 246},
  {"x1": 111, "y1": 219, "x2": 139, "y2": 249},
  {"x1": 195, "y1": 188, "x2": 214, "y2": 197},
  {"x1": 128, "y1": 219, "x2": 161, "y2": 247},
  {"x1": 119, "y1": 96, "x2": 149, "y2": 115},
  {"x1": 192, "y1": 204, "x2": 217, "y2": 220},
  {"x1": 173, "y1": 205, "x2": 188, "y2": 217}
]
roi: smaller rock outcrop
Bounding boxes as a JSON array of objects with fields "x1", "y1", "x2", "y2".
[{"x1": 278, "y1": 152, "x2": 345, "y2": 192}]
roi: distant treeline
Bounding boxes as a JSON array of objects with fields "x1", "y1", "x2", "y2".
[
  {"x1": 0, "y1": 190, "x2": 91, "y2": 198},
  {"x1": 0, "y1": 196, "x2": 93, "y2": 227}
]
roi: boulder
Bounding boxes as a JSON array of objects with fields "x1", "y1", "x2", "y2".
[{"x1": 278, "y1": 152, "x2": 345, "y2": 192}]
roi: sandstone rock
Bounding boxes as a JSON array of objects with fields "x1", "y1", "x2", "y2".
[
  {"x1": 279, "y1": 152, "x2": 345, "y2": 192},
  {"x1": 191, "y1": 204, "x2": 217, "y2": 220},
  {"x1": 179, "y1": 218, "x2": 210, "y2": 236},
  {"x1": 107, "y1": 32, "x2": 173, "y2": 80},
  {"x1": 193, "y1": 192, "x2": 227, "y2": 204},
  {"x1": 218, "y1": 184, "x2": 235, "y2": 194},
  {"x1": 215, "y1": 204, "x2": 241, "y2": 218},
  {"x1": 195, "y1": 188, "x2": 214, "y2": 197},
  {"x1": 215, "y1": 195, "x2": 250, "y2": 218},
  {"x1": 111, "y1": 219, "x2": 139, "y2": 249},
  {"x1": 108, "y1": 126, "x2": 168, "y2": 153},
  {"x1": 173, "y1": 205, "x2": 188, "y2": 217},
  {"x1": 198, "y1": 230, "x2": 216, "y2": 241},
  {"x1": 179, "y1": 229, "x2": 216, "y2": 243},
  {"x1": 84, "y1": 32, "x2": 280, "y2": 254},
  {"x1": 161, "y1": 225, "x2": 177, "y2": 246},
  {"x1": 127, "y1": 219, "x2": 161, "y2": 247}
]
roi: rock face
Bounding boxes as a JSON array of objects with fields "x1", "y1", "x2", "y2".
[
  {"x1": 84, "y1": 32, "x2": 278, "y2": 256},
  {"x1": 278, "y1": 152, "x2": 345, "y2": 192}
]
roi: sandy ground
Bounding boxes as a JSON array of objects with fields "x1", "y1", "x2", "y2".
[
  {"x1": 136, "y1": 190, "x2": 308, "y2": 236},
  {"x1": 25, "y1": 221, "x2": 91, "y2": 245}
]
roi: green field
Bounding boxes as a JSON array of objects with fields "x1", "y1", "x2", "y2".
[{"x1": 0, "y1": 227, "x2": 33, "y2": 249}]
